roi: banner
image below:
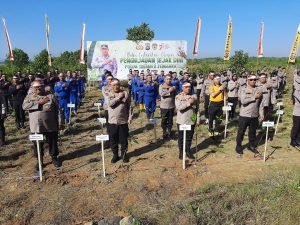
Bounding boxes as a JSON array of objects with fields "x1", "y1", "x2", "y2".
[
  {"x1": 288, "y1": 24, "x2": 300, "y2": 64},
  {"x1": 87, "y1": 40, "x2": 187, "y2": 81},
  {"x1": 257, "y1": 21, "x2": 264, "y2": 58},
  {"x1": 45, "y1": 14, "x2": 51, "y2": 66},
  {"x1": 193, "y1": 17, "x2": 201, "y2": 56},
  {"x1": 224, "y1": 15, "x2": 232, "y2": 61},
  {"x1": 80, "y1": 23, "x2": 86, "y2": 64},
  {"x1": 2, "y1": 16, "x2": 14, "y2": 61}
]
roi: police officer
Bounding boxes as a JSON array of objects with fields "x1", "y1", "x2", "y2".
[
  {"x1": 201, "y1": 71, "x2": 215, "y2": 123},
  {"x1": 54, "y1": 73, "x2": 70, "y2": 123},
  {"x1": 290, "y1": 83, "x2": 300, "y2": 147},
  {"x1": 0, "y1": 91, "x2": 7, "y2": 147},
  {"x1": 137, "y1": 73, "x2": 145, "y2": 111},
  {"x1": 23, "y1": 80, "x2": 62, "y2": 169},
  {"x1": 196, "y1": 73, "x2": 204, "y2": 102},
  {"x1": 68, "y1": 77, "x2": 80, "y2": 115},
  {"x1": 179, "y1": 72, "x2": 194, "y2": 94},
  {"x1": 227, "y1": 74, "x2": 239, "y2": 119},
  {"x1": 175, "y1": 81, "x2": 199, "y2": 160},
  {"x1": 0, "y1": 74, "x2": 11, "y2": 112},
  {"x1": 208, "y1": 76, "x2": 225, "y2": 136},
  {"x1": 256, "y1": 73, "x2": 272, "y2": 121},
  {"x1": 9, "y1": 75, "x2": 27, "y2": 129},
  {"x1": 106, "y1": 78, "x2": 132, "y2": 163},
  {"x1": 159, "y1": 74, "x2": 176, "y2": 139},
  {"x1": 131, "y1": 70, "x2": 139, "y2": 106},
  {"x1": 235, "y1": 75, "x2": 263, "y2": 157},
  {"x1": 102, "y1": 75, "x2": 113, "y2": 131},
  {"x1": 144, "y1": 74, "x2": 158, "y2": 119}
]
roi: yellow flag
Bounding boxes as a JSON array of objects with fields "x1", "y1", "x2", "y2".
[
  {"x1": 288, "y1": 24, "x2": 300, "y2": 64},
  {"x1": 224, "y1": 15, "x2": 232, "y2": 61}
]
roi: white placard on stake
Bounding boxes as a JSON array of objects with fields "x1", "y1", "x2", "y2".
[
  {"x1": 276, "y1": 102, "x2": 283, "y2": 107},
  {"x1": 149, "y1": 118, "x2": 159, "y2": 124},
  {"x1": 262, "y1": 121, "x2": 275, "y2": 127},
  {"x1": 29, "y1": 134, "x2": 44, "y2": 141},
  {"x1": 97, "y1": 118, "x2": 107, "y2": 124},
  {"x1": 96, "y1": 135, "x2": 109, "y2": 141},
  {"x1": 94, "y1": 103, "x2": 102, "y2": 107},
  {"x1": 222, "y1": 106, "x2": 232, "y2": 111},
  {"x1": 276, "y1": 110, "x2": 284, "y2": 115},
  {"x1": 179, "y1": 124, "x2": 191, "y2": 131},
  {"x1": 67, "y1": 103, "x2": 76, "y2": 108}
]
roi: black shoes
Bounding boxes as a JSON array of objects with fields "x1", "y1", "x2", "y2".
[
  {"x1": 52, "y1": 156, "x2": 62, "y2": 168},
  {"x1": 186, "y1": 152, "x2": 195, "y2": 160},
  {"x1": 35, "y1": 161, "x2": 45, "y2": 171},
  {"x1": 290, "y1": 141, "x2": 300, "y2": 148},
  {"x1": 122, "y1": 152, "x2": 129, "y2": 163},
  {"x1": 111, "y1": 154, "x2": 120, "y2": 163}
]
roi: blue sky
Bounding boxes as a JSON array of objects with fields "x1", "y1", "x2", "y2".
[{"x1": 0, "y1": 0, "x2": 299, "y2": 60}]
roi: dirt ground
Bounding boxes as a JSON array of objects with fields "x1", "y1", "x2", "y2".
[{"x1": 0, "y1": 86, "x2": 300, "y2": 225}]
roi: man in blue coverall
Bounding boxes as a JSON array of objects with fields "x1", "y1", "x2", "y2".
[
  {"x1": 144, "y1": 74, "x2": 158, "y2": 119},
  {"x1": 54, "y1": 73, "x2": 70, "y2": 122}
]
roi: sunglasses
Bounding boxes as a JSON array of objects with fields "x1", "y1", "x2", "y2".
[{"x1": 249, "y1": 79, "x2": 256, "y2": 81}]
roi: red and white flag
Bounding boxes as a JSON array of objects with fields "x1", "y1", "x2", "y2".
[
  {"x1": 2, "y1": 16, "x2": 14, "y2": 61},
  {"x1": 45, "y1": 14, "x2": 52, "y2": 66},
  {"x1": 193, "y1": 16, "x2": 201, "y2": 56},
  {"x1": 79, "y1": 23, "x2": 86, "y2": 64},
  {"x1": 257, "y1": 22, "x2": 264, "y2": 58}
]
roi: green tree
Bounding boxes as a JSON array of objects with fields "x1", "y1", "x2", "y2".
[
  {"x1": 30, "y1": 49, "x2": 50, "y2": 74},
  {"x1": 4, "y1": 48, "x2": 30, "y2": 72},
  {"x1": 126, "y1": 22, "x2": 154, "y2": 41},
  {"x1": 230, "y1": 50, "x2": 249, "y2": 74}
]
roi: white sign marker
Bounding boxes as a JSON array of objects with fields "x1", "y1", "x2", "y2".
[
  {"x1": 96, "y1": 135, "x2": 110, "y2": 177},
  {"x1": 29, "y1": 133, "x2": 44, "y2": 182}
]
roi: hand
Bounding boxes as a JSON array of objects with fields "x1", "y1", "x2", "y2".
[
  {"x1": 259, "y1": 115, "x2": 264, "y2": 122},
  {"x1": 119, "y1": 92, "x2": 125, "y2": 99},
  {"x1": 38, "y1": 97, "x2": 49, "y2": 105},
  {"x1": 196, "y1": 121, "x2": 200, "y2": 126},
  {"x1": 188, "y1": 98, "x2": 196, "y2": 105},
  {"x1": 128, "y1": 119, "x2": 132, "y2": 125},
  {"x1": 255, "y1": 91, "x2": 262, "y2": 99},
  {"x1": 62, "y1": 83, "x2": 67, "y2": 87}
]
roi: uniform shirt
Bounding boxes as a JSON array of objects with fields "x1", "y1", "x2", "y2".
[
  {"x1": 91, "y1": 55, "x2": 118, "y2": 77},
  {"x1": 9, "y1": 83, "x2": 27, "y2": 105},
  {"x1": 196, "y1": 77, "x2": 204, "y2": 90},
  {"x1": 175, "y1": 93, "x2": 199, "y2": 125},
  {"x1": 54, "y1": 81, "x2": 70, "y2": 99},
  {"x1": 102, "y1": 85, "x2": 112, "y2": 110},
  {"x1": 294, "y1": 74, "x2": 300, "y2": 89},
  {"x1": 159, "y1": 84, "x2": 176, "y2": 109},
  {"x1": 239, "y1": 85, "x2": 263, "y2": 118},
  {"x1": 106, "y1": 90, "x2": 132, "y2": 124},
  {"x1": 22, "y1": 93, "x2": 59, "y2": 133},
  {"x1": 293, "y1": 89, "x2": 300, "y2": 116},
  {"x1": 202, "y1": 78, "x2": 213, "y2": 96},
  {"x1": 237, "y1": 77, "x2": 247, "y2": 98},
  {"x1": 209, "y1": 84, "x2": 224, "y2": 102},
  {"x1": 227, "y1": 80, "x2": 239, "y2": 98},
  {"x1": 256, "y1": 81, "x2": 271, "y2": 107}
]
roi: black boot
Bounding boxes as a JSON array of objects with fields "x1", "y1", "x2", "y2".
[
  {"x1": 111, "y1": 154, "x2": 120, "y2": 163},
  {"x1": 52, "y1": 156, "x2": 62, "y2": 168},
  {"x1": 122, "y1": 151, "x2": 129, "y2": 163},
  {"x1": 186, "y1": 151, "x2": 195, "y2": 160},
  {"x1": 162, "y1": 127, "x2": 167, "y2": 139},
  {"x1": 21, "y1": 122, "x2": 26, "y2": 129}
]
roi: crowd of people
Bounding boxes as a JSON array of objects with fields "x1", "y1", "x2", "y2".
[{"x1": 0, "y1": 65, "x2": 298, "y2": 173}]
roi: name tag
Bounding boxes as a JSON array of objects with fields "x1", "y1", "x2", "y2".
[
  {"x1": 179, "y1": 124, "x2": 191, "y2": 131},
  {"x1": 67, "y1": 103, "x2": 75, "y2": 108},
  {"x1": 96, "y1": 135, "x2": 109, "y2": 141},
  {"x1": 94, "y1": 103, "x2": 102, "y2": 107},
  {"x1": 97, "y1": 118, "x2": 106, "y2": 124},
  {"x1": 276, "y1": 110, "x2": 284, "y2": 115},
  {"x1": 222, "y1": 106, "x2": 232, "y2": 111},
  {"x1": 149, "y1": 118, "x2": 159, "y2": 124},
  {"x1": 262, "y1": 121, "x2": 274, "y2": 127},
  {"x1": 29, "y1": 134, "x2": 44, "y2": 141}
]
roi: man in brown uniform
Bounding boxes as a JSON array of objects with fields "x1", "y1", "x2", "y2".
[
  {"x1": 175, "y1": 81, "x2": 200, "y2": 160},
  {"x1": 235, "y1": 75, "x2": 263, "y2": 157},
  {"x1": 23, "y1": 80, "x2": 62, "y2": 169},
  {"x1": 159, "y1": 74, "x2": 176, "y2": 139},
  {"x1": 106, "y1": 78, "x2": 132, "y2": 163}
]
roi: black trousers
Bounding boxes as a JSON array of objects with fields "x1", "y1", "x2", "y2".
[
  {"x1": 177, "y1": 124, "x2": 195, "y2": 156},
  {"x1": 0, "y1": 118, "x2": 5, "y2": 143},
  {"x1": 109, "y1": 124, "x2": 129, "y2": 155},
  {"x1": 33, "y1": 131, "x2": 59, "y2": 158},
  {"x1": 196, "y1": 89, "x2": 201, "y2": 102},
  {"x1": 236, "y1": 116, "x2": 258, "y2": 153},
  {"x1": 204, "y1": 94, "x2": 210, "y2": 119},
  {"x1": 291, "y1": 116, "x2": 300, "y2": 144},
  {"x1": 104, "y1": 110, "x2": 110, "y2": 133},
  {"x1": 14, "y1": 104, "x2": 25, "y2": 125},
  {"x1": 228, "y1": 97, "x2": 238, "y2": 119},
  {"x1": 208, "y1": 101, "x2": 223, "y2": 131},
  {"x1": 160, "y1": 108, "x2": 174, "y2": 130}
]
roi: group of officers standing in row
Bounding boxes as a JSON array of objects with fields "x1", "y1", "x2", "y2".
[
  {"x1": 99, "y1": 66, "x2": 289, "y2": 163},
  {"x1": 0, "y1": 69, "x2": 86, "y2": 170}
]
